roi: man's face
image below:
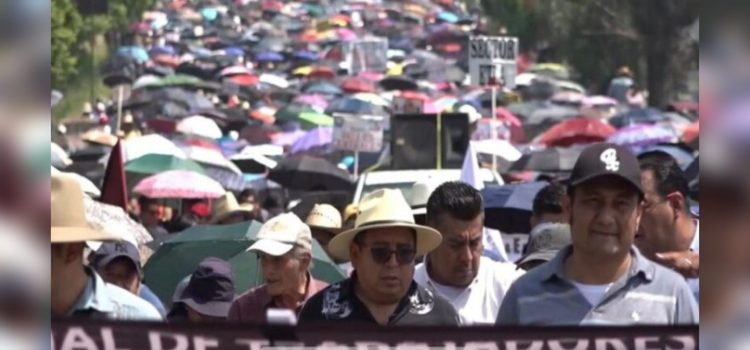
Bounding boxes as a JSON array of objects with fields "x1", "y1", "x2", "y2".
[
  {"x1": 635, "y1": 169, "x2": 678, "y2": 258},
  {"x1": 259, "y1": 250, "x2": 307, "y2": 297},
  {"x1": 351, "y1": 228, "x2": 416, "y2": 304},
  {"x1": 99, "y1": 257, "x2": 140, "y2": 295},
  {"x1": 427, "y1": 213, "x2": 483, "y2": 287},
  {"x1": 569, "y1": 176, "x2": 643, "y2": 259},
  {"x1": 140, "y1": 204, "x2": 161, "y2": 227}
]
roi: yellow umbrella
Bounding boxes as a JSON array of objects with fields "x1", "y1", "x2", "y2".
[
  {"x1": 293, "y1": 66, "x2": 313, "y2": 76},
  {"x1": 387, "y1": 61, "x2": 405, "y2": 76}
]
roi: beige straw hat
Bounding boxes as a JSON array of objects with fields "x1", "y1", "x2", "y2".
[
  {"x1": 51, "y1": 173, "x2": 121, "y2": 243},
  {"x1": 210, "y1": 192, "x2": 254, "y2": 224},
  {"x1": 305, "y1": 204, "x2": 343, "y2": 233}
]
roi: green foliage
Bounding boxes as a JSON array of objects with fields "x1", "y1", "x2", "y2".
[{"x1": 51, "y1": 0, "x2": 83, "y2": 89}]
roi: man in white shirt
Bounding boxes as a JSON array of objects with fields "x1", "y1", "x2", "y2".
[
  {"x1": 414, "y1": 181, "x2": 524, "y2": 325},
  {"x1": 636, "y1": 152, "x2": 699, "y2": 299}
]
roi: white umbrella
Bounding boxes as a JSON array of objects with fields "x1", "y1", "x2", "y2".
[
  {"x1": 177, "y1": 115, "x2": 223, "y2": 139},
  {"x1": 52, "y1": 168, "x2": 101, "y2": 197},
  {"x1": 219, "y1": 65, "x2": 254, "y2": 78},
  {"x1": 51, "y1": 142, "x2": 72, "y2": 169},
  {"x1": 259, "y1": 73, "x2": 289, "y2": 89},
  {"x1": 181, "y1": 145, "x2": 241, "y2": 174},
  {"x1": 236, "y1": 144, "x2": 284, "y2": 157},
  {"x1": 132, "y1": 75, "x2": 163, "y2": 90}
]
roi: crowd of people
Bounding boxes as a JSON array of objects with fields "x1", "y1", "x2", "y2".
[{"x1": 51, "y1": 0, "x2": 700, "y2": 330}]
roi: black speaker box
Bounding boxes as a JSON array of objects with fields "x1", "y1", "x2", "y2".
[{"x1": 390, "y1": 113, "x2": 469, "y2": 169}]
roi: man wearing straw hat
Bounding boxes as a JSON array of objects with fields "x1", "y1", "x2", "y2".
[
  {"x1": 305, "y1": 204, "x2": 343, "y2": 258},
  {"x1": 51, "y1": 173, "x2": 162, "y2": 320},
  {"x1": 299, "y1": 189, "x2": 460, "y2": 325},
  {"x1": 210, "y1": 192, "x2": 256, "y2": 225}
]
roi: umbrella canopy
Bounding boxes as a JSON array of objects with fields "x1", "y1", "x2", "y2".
[
  {"x1": 255, "y1": 51, "x2": 284, "y2": 62},
  {"x1": 638, "y1": 144, "x2": 696, "y2": 170},
  {"x1": 352, "y1": 92, "x2": 390, "y2": 107},
  {"x1": 143, "y1": 221, "x2": 345, "y2": 306},
  {"x1": 230, "y1": 153, "x2": 279, "y2": 174},
  {"x1": 177, "y1": 115, "x2": 224, "y2": 139},
  {"x1": 180, "y1": 145, "x2": 241, "y2": 174},
  {"x1": 609, "y1": 107, "x2": 667, "y2": 128},
  {"x1": 294, "y1": 94, "x2": 330, "y2": 110},
  {"x1": 379, "y1": 75, "x2": 418, "y2": 91},
  {"x1": 682, "y1": 121, "x2": 699, "y2": 144},
  {"x1": 303, "y1": 81, "x2": 342, "y2": 96},
  {"x1": 122, "y1": 134, "x2": 186, "y2": 162},
  {"x1": 326, "y1": 97, "x2": 385, "y2": 116},
  {"x1": 52, "y1": 143, "x2": 72, "y2": 169},
  {"x1": 510, "y1": 146, "x2": 586, "y2": 173},
  {"x1": 125, "y1": 154, "x2": 205, "y2": 175},
  {"x1": 290, "y1": 127, "x2": 333, "y2": 154},
  {"x1": 268, "y1": 156, "x2": 354, "y2": 191},
  {"x1": 537, "y1": 117, "x2": 616, "y2": 147},
  {"x1": 482, "y1": 182, "x2": 547, "y2": 234},
  {"x1": 607, "y1": 124, "x2": 678, "y2": 153},
  {"x1": 341, "y1": 77, "x2": 376, "y2": 93},
  {"x1": 133, "y1": 170, "x2": 225, "y2": 198},
  {"x1": 83, "y1": 196, "x2": 151, "y2": 248},
  {"x1": 299, "y1": 112, "x2": 334, "y2": 130},
  {"x1": 275, "y1": 103, "x2": 317, "y2": 123}
]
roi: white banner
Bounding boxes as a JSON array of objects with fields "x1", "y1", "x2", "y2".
[
  {"x1": 332, "y1": 115, "x2": 385, "y2": 153},
  {"x1": 342, "y1": 37, "x2": 389, "y2": 74},
  {"x1": 469, "y1": 36, "x2": 518, "y2": 88}
]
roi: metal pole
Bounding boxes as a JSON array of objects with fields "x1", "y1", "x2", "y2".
[
  {"x1": 491, "y1": 85, "x2": 497, "y2": 171},
  {"x1": 354, "y1": 151, "x2": 359, "y2": 178},
  {"x1": 116, "y1": 85, "x2": 124, "y2": 135},
  {"x1": 90, "y1": 32, "x2": 96, "y2": 103}
]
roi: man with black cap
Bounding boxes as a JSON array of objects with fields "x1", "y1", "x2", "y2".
[
  {"x1": 90, "y1": 241, "x2": 167, "y2": 317},
  {"x1": 168, "y1": 257, "x2": 235, "y2": 322},
  {"x1": 496, "y1": 143, "x2": 698, "y2": 325}
]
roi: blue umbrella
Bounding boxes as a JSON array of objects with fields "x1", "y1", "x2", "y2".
[
  {"x1": 325, "y1": 97, "x2": 386, "y2": 116},
  {"x1": 116, "y1": 46, "x2": 149, "y2": 63},
  {"x1": 609, "y1": 107, "x2": 666, "y2": 128},
  {"x1": 303, "y1": 81, "x2": 342, "y2": 96},
  {"x1": 293, "y1": 51, "x2": 319, "y2": 62},
  {"x1": 482, "y1": 182, "x2": 548, "y2": 234},
  {"x1": 437, "y1": 11, "x2": 459, "y2": 23},
  {"x1": 200, "y1": 7, "x2": 218, "y2": 21},
  {"x1": 256, "y1": 51, "x2": 284, "y2": 63},
  {"x1": 149, "y1": 45, "x2": 176, "y2": 57},
  {"x1": 222, "y1": 47, "x2": 245, "y2": 58}
]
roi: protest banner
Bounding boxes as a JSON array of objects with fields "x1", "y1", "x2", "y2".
[
  {"x1": 51, "y1": 319, "x2": 699, "y2": 350},
  {"x1": 333, "y1": 115, "x2": 385, "y2": 177},
  {"x1": 342, "y1": 37, "x2": 389, "y2": 74},
  {"x1": 468, "y1": 36, "x2": 519, "y2": 88}
]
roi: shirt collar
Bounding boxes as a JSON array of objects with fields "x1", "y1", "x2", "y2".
[
  {"x1": 68, "y1": 267, "x2": 115, "y2": 316},
  {"x1": 539, "y1": 245, "x2": 655, "y2": 283}
]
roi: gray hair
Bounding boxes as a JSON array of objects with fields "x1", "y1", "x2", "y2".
[{"x1": 291, "y1": 245, "x2": 314, "y2": 270}]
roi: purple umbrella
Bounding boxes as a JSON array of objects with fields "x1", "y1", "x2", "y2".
[
  {"x1": 271, "y1": 129, "x2": 307, "y2": 147},
  {"x1": 294, "y1": 94, "x2": 330, "y2": 110},
  {"x1": 607, "y1": 124, "x2": 677, "y2": 153},
  {"x1": 290, "y1": 127, "x2": 333, "y2": 154}
]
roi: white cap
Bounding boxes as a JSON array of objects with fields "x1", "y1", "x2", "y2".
[
  {"x1": 458, "y1": 104, "x2": 482, "y2": 124},
  {"x1": 247, "y1": 213, "x2": 312, "y2": 256}
]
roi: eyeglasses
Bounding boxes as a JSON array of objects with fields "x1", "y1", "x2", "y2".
[{"x1": 364, "y1": 245, "x2": 416, "y2": 265}]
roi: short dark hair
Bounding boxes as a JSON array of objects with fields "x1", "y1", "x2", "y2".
[
  {"x1": 239, "y1": 189, "x2": 256, "y2": 200},
  {"x1": 532, "y1": 182, "x2": 566, "y2": 217},
  {"x1": 426, "y1": 181, "x2": 483, "y2": 224},
  {"x1": 138, "y1": 196, "x2": 158, "y2": 209},
  {"x1": 639, "y1": 157, "x2": 691, "y2": 212}
]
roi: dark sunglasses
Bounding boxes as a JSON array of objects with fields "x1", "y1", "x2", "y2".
[{"x1": 366, "y1": 246, "x2": 416, "y2": 265}]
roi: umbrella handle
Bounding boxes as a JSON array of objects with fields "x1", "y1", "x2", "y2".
[{"x1": 436, "y1": 112, "x2": 442, "y2": 169}]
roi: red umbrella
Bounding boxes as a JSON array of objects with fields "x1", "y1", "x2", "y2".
[
  {"x1": 538, "y1": 117, "x2": 616, "y2": 147},
  {"x1": 183, "y1": 138, "x2": 221, "y2": 151},
  {"x1": 682, "y1": 121, "x2": 699, "y2": 144},
  {"x1": 226, "y1": 74, "x2": 259, "y2": 86},
  {"x1": 262, "y1": 0, "x2": 283, "y2": 12},
  {"x1": 399, "y1": 90, "x2": 431, "y2": 102},
  {"x1": 309, "y1": 66, "x2": 336, "y2": 80},
  {"x1": 494, "y1": 107, "x2": 522, "y2": 127},
  {"x1": 341, "y1": 78, "x2": 375, "y2": 93}
]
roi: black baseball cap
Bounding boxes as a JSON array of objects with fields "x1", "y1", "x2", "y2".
[
  {"x1": 567, "y1": 143, "x2": 644, "y2": 196},
  {"x1": 91, "y1": 241, "x2": 141, "y2": 273},
  {"x1": 177, "y1": 257, "x2": 235, "y2": 318}
]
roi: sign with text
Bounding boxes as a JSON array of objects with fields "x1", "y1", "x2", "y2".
[
  {"x1": 471, "y1": 119, "x2": 511, "y2": 141},
  {"x1": 332, "y1": 115, "x2": 385, "y2": 153},
  {"x1": 469, "y1": 36, "x2": 518, "y2": 88},
  {"x1": 391, "y1": 96, "x2": 424, "y2": 114},
  {"x1": 342, "y1": 37, "x2": 389, "y2": 74},
  {"x1": 51, "y1": 319, "x2": 698, "y2": 350}
]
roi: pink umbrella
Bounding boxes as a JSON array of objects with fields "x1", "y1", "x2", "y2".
[
  {"x1": 133, "y1": 170, "x2": 225, "y2": 199},
  {"x1": 335, "y1": 28, "x2": 358, "y2": 41},
  {"x1": 495, "y1": 107, "x2": 522, "y2": 127},
  {"x1": 294, "y1": 94, "x2": 329, "y2": 110}
]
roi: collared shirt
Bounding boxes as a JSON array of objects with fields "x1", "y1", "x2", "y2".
[
  {"x1": 68, "y1": 267, "x2": 163, "y2": 320},
  {"x1": 688, "y1": 219, "x2": 699, "y2": 301},
  {"x1": 298, "y1": 273, "x2": 460, "y2": 326},
  {"x1": 228, "y1": 273, "x2": 328, "y2": 323},
  {"x1": 496, "y1": 245, "x2": 698, "y2": 325},
  {"x1": 414, "y1": 256, "x2": 524, "y2": 325},
  {"x1": 139, "y1": 284, "x2": 167, "y2": 317}
]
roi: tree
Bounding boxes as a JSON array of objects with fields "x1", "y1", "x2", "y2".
[{"x1": 51, "y1": 0, "x2": 83, "y2": 88}]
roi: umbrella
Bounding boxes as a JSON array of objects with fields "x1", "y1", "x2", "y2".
[
  {"x1": 204, "y1": 167, "x2": 247, "y2": 192},
  {"x1": 143, "y1": 221, "x2": 345, "y2": 305},
  {"x1": 682, "y1": 121, "x2": 699, "y2": 144},
  {"x1": 609, "y1": 107, "x2": 667, "y2": 128},
  {"x1": 290, "y1": 127, "x2": 333, "y2": 154},
  {"x1": 56, "y1": 169, "x2": 101, "y2": 197},
  {"x1": 116, "y1": 46, "x2": 149, "y2": 63},
  {"x1": 537, "y1": 118, "x2": 616, "y2": 147},
  {"x1": 218, "y1": 66, "x2": 254, "y2": 78},
  {"x1": 180, "y1": 145, "x2": 241, "y2": 175},
  {"x1": 275, "y1": 103, "x2": 317, "y2": 123},
  {"x1": 125, "y1": 154, "x2": 205, "y2": 175},
  {"x1": 268, "y1": 156, "x2": 354, "y2": 191},
  {"x1": 341, "y1": 77, "x2": 375, "y2": 93},
  {"x1": 352, "y1": 93, "x2": 390, "y2": 107},
  {"x1": 272, "y1": 129, "x2": 307, "y2": 146},
  {"x1": 259, "y1": 74, "x2": 290, "y2": 89},
  {"x1": 83, "y1": 196, "x2": 151, "y2": 247},
  {"x1": 303, "y1": 81, "x2": 342, "y2": 96},
  {"x1": 309, "y1": 66, "x2": 336, "y2": 80},
  {"x1": 157, "y1": 74, "x2": 203, "y2": 87},
  {"x1": 299, "y1": 112, "x2": 334, "y2": 130},
  {"x1": 294, "y1": 94, "x2": 330, "y2": 110},
  {"x1": 82, "y1": 130, "x2": 118, "y2": 147},
  {"x1": 133, "y1": 170, "x2": 225, "y2": 199},
  {"x1": 52, "y1": 143, "x2": 72, "y2": 169},
  {"x1": 122, "y1": 134, "x2": 186, "y2": 162},
  {"x1": 607, "y1": 124, "x2": 678, "y2": 153},
  {"x1": 230, "y1": 153, "x2": 279, "y2": 174},
  {"x1": 379, "y1": 76, "x2": 418, "y2": 91},
  {"x1": 510, "y1": 146, "x2": 586, "y2": 173},
  {"x1": 256, "y1": 51, "x2": 284, "y2": 63},
  {"x1": 437, "y1": 11, "x2": 459, "y2": 23},
  {"x1": 482, "y1": 182, "x2": 547, "y2": 234},
  {"x1": 326, "y1": 97, "x2": 385, "y2": 116},
  {"x1": 177, "y1": 115, "x2": 223, "y2": 140}
]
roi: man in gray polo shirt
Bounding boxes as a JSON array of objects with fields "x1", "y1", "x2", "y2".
[{"x1": 496, "y1": 143, "x2": 698, "y2": 325}]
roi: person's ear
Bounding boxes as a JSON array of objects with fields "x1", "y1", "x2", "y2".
[{"x1": 666, "y1": 192, "x2": 685, "y2": 220}]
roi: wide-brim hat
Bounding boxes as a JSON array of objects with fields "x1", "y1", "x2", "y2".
[
  {"x1": 209, "y1": 192, "x2": 254, "y2": 224},
  {"x1": 328, "y1": 189, "x2": 442, "y2": 261},
  {"x1": 305, "y1": 203, "x2": 343, "y2": 234},
  {"x1": 52, "y1": 173, "x2": 121, "y2": 243}
]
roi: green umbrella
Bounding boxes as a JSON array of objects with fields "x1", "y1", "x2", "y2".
[
  {"x1": 299, "y1": 112, "x2": 334, "y2": 130},
  {"x1": 143, "y1": 221, "x2": 263, "y2": 306},
  {"x1": 143, "y1": 221, "x2": 346, "y2": 307},
  {"x1": 275, "y1": 104, "x2": 316, "y2": 123},
  {"x1": 230, "y1": 237, "x2": 346, "y2": 293},
  {"x1": 157, "y1": 74, "x2": 203, "y2": 87},
  {"x1": 125, "y1": 154, "x2": 205, "y2": 175}
]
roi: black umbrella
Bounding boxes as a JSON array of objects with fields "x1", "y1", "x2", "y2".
[
  {"x1": 268, "y1": 156, "x2": 354, "y2": 192},
  {"x1": 289, "y1": 190, "x2": 352, "y2": 220},
  {"x1": 482, "y1": 182, "x2": 547, "y2": 234},
  {"x1": 510, "y1": 146, "x2": 586, "y2": 173},
  {"x1": 379, "y1": 76, "x2": 419, "y2": 91}
]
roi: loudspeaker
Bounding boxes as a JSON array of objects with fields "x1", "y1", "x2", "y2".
[
  {"x1": 75, "y1": 0, "x2": 109, "y2": 16},
  {"x1": 390, "y1": 113, "x2": 469, "y2": 170}
]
